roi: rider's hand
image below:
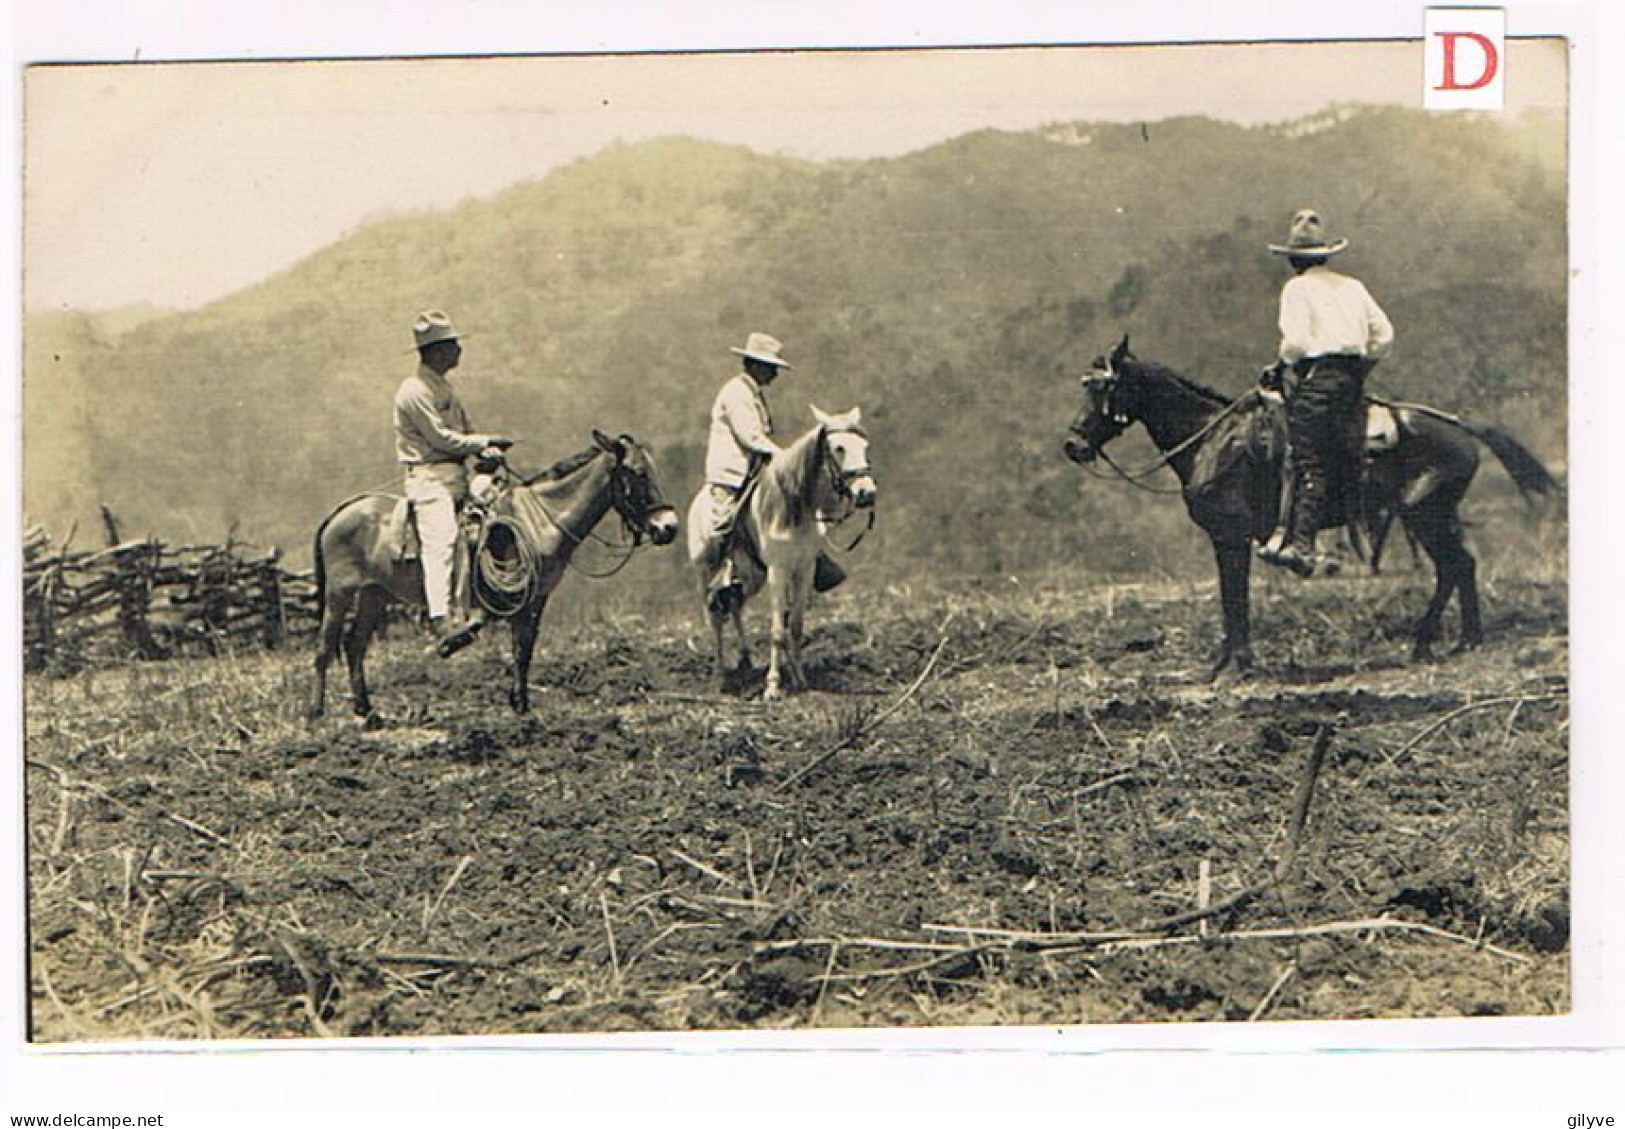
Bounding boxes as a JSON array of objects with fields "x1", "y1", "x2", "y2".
[
  {"x1": 485, "y1": 436, "x2": 516, "y2": 450},
  {"x1": 1258, "y1": 363, "x2": 1285, "y2": 392}
]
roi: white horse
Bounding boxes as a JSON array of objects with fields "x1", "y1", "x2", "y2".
[{"x1": 687, "y1": 406, "x2": 877, "y2": 700}]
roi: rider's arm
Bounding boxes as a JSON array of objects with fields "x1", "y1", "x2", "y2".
[
  {"x1": 395, "y1": 384, "x2": 495, "y2": 461},
  {"x1": 720, "y1": 379, "x2": 780, "y2": 459},
  {"x1": 1363, "y1": 285, "x2": 1395, "y2": 362}
]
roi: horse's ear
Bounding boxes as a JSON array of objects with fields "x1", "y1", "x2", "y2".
[
  {"x1": 810, "y1": 404, "x2": 832, "y2": 427},
  {"x1": 592, "y1": 429, "x2": 623, "y2": 457},
  {"x1": 1111, "y1": 335, "x2": 1132, "y2": 368}
]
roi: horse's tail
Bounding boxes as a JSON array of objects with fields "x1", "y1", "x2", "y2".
[
  {"x1": 1457, "y1": 419, "x2": 1562, "y2": 504},
  {"x1": 1380, "y1": 398, "x2": 1562, "y2": 505},
  {"x1": 312, "y1": 509, "x2": 336, "y2": 629},
  {"x1": 310, "y1": 493, "x2": 378, "y2": 628}
]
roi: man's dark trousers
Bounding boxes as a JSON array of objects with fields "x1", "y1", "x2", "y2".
[{"x1": 1285, "y1": 355, "x2": 1367, "y2": 553}]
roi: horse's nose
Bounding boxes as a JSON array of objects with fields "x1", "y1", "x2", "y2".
[
  {"x1": 852, "y1": 478, "x2": 877, "y2": 508},
  {"x1": 1064, "y1": 437, "x2": 1095, "y2": 464},
  {"x1": 649, "y1": 510, "x2": 680, "y2": 546}
]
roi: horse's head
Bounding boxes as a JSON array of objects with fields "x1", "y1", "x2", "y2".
[
  {"x1": 1065, "y1": 335, "x2": 1137, "y2": 465},
  {"x1": 593, "y1": 430, "x2": 680, "y2": 546},
  {"x1": 811, "y1": 405, "x2": 877, "y2": 510}
]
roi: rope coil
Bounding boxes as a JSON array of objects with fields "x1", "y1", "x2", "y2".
[{"x1": 471, "y1": 516, "x2": 539, "y2": 617}]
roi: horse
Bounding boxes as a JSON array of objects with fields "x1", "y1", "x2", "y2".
[
  {"x1": 1063, "y1": 336, "x2": 1559, "y2": 678},
  {"x1": 686, "y1": 406, "x2": 877, "y2": 701},
  {"x1": 310, "y1": 430, "x2": 679, "y2": 718}
]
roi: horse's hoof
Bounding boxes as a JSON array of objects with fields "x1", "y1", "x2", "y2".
[
  {"x1": 1452, "y1": 638, "x2": 1482, "y2": 656},
  {"x1": 360, "y1": 710, "x2": 386, "y2": 731}
]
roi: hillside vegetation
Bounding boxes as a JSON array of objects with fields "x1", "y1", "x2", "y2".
[{"x1": 23, "y1": 106, "x2": 1566, "y2": 626}]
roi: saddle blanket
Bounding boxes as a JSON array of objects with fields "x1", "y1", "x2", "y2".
[
  {"x1": 382, "y1": 498, "x2": 420, "y2": 563},
  {"x1": 1365, "y1": 402, "x2": 1401, "y2": 453}
]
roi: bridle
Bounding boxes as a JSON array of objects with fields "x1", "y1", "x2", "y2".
[
  {"x1": 818, "y1": 424, "x2": 878, "y2": 553},
  {"x1": 1072, "y1": 363, "x2": 1250, "y2": 497}
]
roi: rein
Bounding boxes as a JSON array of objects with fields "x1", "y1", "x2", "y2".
[
  {"x1": 523, "y1": 489, "x2": 645, "y2": 579},
  {"x1": 1091, "y1": 390, "x2": 1254, "y2": 495},
  {"x1": 821, "y1": 506, "x2": 877, "y2": 553}
]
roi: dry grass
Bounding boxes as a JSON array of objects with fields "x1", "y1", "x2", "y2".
[{"x1": 23, "y1": 560, "x2": 1570, "y2": 1040}]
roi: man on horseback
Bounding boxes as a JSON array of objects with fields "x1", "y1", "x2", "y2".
[
  {"x1": 697, "y1": 331, "x2": 845, "y2": 614},
  {"x1": 1258, "y1": 209, "x2": 1394, "y2": 577},
  {"x1": 393, "y1": 310, "x2": 514, "y2": 656}
]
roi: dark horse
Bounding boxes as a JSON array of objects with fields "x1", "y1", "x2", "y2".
[
  {"x1": 310, "y1": 431, "x2": 679, "y2": 718},
  {"x1": 1063, "y1": 337, "x2": 1559, "y2": 678}
]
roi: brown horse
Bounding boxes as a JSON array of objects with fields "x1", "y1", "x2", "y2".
[
  {"x1": 310, "y1": 431, "x2": 678, "y2": 718},
  {"x1": 1064, "y1": 337, "x2": 1559, "y2": 678},
  {"x1": 686, "y1": 407, "x2": 877, "y2": 700}
]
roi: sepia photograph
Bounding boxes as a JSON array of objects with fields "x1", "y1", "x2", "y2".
[{"x1": 13, "y1": 11, "x2": 1589, "y2": 1060}]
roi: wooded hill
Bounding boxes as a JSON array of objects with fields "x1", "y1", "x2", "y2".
[{"x1": 24, "y1": 105, "x2": 1566, "y2": 624}]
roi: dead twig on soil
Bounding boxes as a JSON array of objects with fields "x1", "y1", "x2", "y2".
[
  {"x1": 601, "y1": 890, "x2": 622, "y2": 994},
  {"x1": 421, "y1": 855, "x2": 473, "y2": 937},
  {"x1": 757, "y1": 936, "x2": 977, "y2": 956},
  {"x1": 1383, "y1": 692, "x2": 1567, "y2": 767},
  {"x1": 777, "y1": 622, "x2": 952, "y2": 791},
  {"x1": 1248, "y1": 963, "x2": 1297, "y2": 1021},
  {"x1": 25, "y1": 756, "x2": 233, "y2": 847},
  {"x1": 1095, "y1": 916, "x2": 1532, "y2": 963},
  {"x1": 668, "y1": 847, "x2": 736, "y2": 888}
]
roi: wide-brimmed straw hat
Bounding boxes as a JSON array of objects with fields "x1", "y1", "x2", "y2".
[
  {"x1": 412, "y1": 309, "x2": 461, "y2": 350},
  {"x1": 730, "y1": 332, "x2": 792, "y2": 369},
  {"x1": 1267, "y1": 209, "x2": 1349, "y2": 258}
]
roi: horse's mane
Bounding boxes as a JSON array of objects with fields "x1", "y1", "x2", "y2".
[
  {"x1": 762, "y1": 424, "x2": 827, "y2": 528},
  {"x1": 523, "y1": 445, "x2": 603, "y2": 486},
  {"x1": 1126, "y1": 358, "x2": 1234, "y2": 407}
]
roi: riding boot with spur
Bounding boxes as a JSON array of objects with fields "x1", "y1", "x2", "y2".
[
  {"x1": 1270, "y1": 466, "x2": 1324, "y2": 578},
  {"x1": 429, "y1": 612, "x2": 485, "y2": 659}
]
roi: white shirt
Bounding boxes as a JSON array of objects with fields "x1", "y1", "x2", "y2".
[
  {"x1": 393, "y1": 364, "x2": 490, "y2": 466},
  {"x1": 705, "y1": 372, "x2": 777, "y2": 488},
  {"x1": 1277, "y1": 265, "x2": 1394, "y2": 366}
]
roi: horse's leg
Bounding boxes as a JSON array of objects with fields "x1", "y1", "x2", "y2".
[
  {"x1": 1405, "y1": 513, "x2": 1457, "y2": 662},
  {"x1": 310, "y1": 587, "x2": 355, "y2": 719},
  {"x1": 343, "y1": 588, "x2": 388, "y2": 718},
  {"x1": 730, "y1": 602, "x2": 752, "y2": 674},
  {"x1": 708, "y1": 603, "x2": 729, "y2": 690},
  {"x1": 509, "y1": 596, "x2": 549, "y2": 714},
  {"x1": 763, "y1": 566, "x2": 788, "y2": 702},
  {"x1": 1209, "y1": 538, "x2": 1254, "y2": 681},
  {"x1": 786, "y1": 580, "x2": 809, "y2": 691},
  {"x1": 1369, "y1": 507, "x2": 1394, "y2": 576},
  {"x1": 1454, "y1": 546, "x2": 1483, "y2": 651}
]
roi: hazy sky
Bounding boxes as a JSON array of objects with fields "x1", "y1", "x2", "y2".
[{"x1": 24, "y1": 39, "x2": 1566, "y2": 314}]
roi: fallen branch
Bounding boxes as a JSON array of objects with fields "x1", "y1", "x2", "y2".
[
  {"x1": 777, "y1": 622, "x2": 952, "y2": 791},
  {"x1": 1095, "y1": 916, "x2": 1532, "y2": 963},
  {"x1": 1384, "y1": 692, "x2": 1567, "y2": 767},
  {"x1": 757, "y1": 936, "x2": 976, "y2": 956}
]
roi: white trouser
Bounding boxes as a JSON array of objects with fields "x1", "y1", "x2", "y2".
[{"x1": 404, "y1": 462, "x2": 468, "y2": 621}]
